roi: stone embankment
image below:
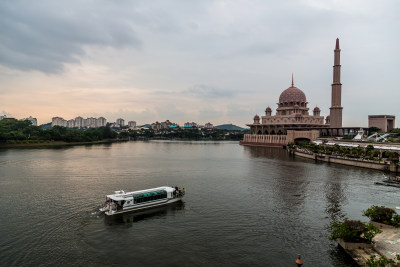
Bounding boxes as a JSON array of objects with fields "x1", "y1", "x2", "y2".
[{"x1": 290, "y1": 149, "x2": 399, "y2": 173}]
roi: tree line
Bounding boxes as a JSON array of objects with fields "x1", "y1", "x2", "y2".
[
  {"x1": 0, "y1": 118, "x2": 245, "y2": 144},
  {"x1": 123, "y1": 128, "x2": 245, "y2": 141},
  {"x1": 293, "y1": 142, "x2": 399, "y2": 163},
  {"x1": 0, "y1": 118, "x2": 117, "y2": 143}
]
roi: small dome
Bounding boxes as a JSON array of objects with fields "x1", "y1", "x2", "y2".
[
  {"x1": 254, "y1": 114, "x2": 260, "y2": 120},
  {"x1": 313, "y1": 106, "x2": 320, "y2": 112},
  {"x1": 294, "y1": 104, "x2": 300, "y2": 109},
  {"x1": 295, "y1": 113, "x2": 302, "y2": 117},
  {"x1": 265, "y1": 106, "x2": 272, "y2": 112},
  {"x1": 279, "y1": 86, "x2": 307, "y2": 104}
]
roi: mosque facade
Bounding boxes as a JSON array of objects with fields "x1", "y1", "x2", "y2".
[{"x1": 241, "y1": 38, "x2": 343, "y2": 146}]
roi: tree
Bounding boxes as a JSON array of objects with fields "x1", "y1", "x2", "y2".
[
  {"x1": 369, "y1": 127, "x2": 381, "y2": 133},
  {"x1": 329, "y1": 218, "x2": 381, "y2": 243}
]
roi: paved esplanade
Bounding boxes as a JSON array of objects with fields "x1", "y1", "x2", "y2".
[{"x1": 374, "y1": 226, "x2": 400, "y2": 259}]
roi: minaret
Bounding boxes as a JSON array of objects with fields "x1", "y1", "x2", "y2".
[{"x1": 329, "y1": 38, "x2": 343, "y2": 128}]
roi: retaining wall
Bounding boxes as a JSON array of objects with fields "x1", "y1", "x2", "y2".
[{"x1": 293, "y1": 150, "x2": 398, "y2": 173}]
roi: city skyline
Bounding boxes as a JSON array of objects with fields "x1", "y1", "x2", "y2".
[{"x1": 0, "y1": 1, "x2": 399, "y2": 127}]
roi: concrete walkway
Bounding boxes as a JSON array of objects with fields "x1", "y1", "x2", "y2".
[
  {"x1": 373, "y1": 224, "x2": 400, "y2": 259},
  {"x1": 339, "y1": 224, "x2": 400, "y2": 266}
]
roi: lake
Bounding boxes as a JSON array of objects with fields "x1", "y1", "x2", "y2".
[{"x1": 0, "y1": 141, "x2": 397, "y2": 266}]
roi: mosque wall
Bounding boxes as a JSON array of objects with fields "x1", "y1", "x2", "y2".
[{"x1": 241, "y1": 130, "x2": 320, "y2": 147}]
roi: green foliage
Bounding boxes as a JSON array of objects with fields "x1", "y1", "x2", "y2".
[
  {"x1": 391, "y1": 128, "x2": 400, "y2": 134},
  {"x1": 343, "y1": 135, "x2": 353, "y2": 140},
  {"x1": 369, "y1": 127, "x2": 381, "y2": 133},
  {"x1": 366, "y1": 254, "x2": 400, "y2": 267},
  {"x1": 129, "y1": 128, "x2": 244, "y2": 141},
  {"x1": 0, "y1": 118, "x2": 118, "y2": 143},
  {"x1": 329, "y1": 218, "x2": 382, "y2": 243},
  {"x1": 363, "y1": 205, "x2": 399, "y2": 226}
]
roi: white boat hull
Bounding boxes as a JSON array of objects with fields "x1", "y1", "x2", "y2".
[{"x1": 104, "y1": 197, "x2": 183, "y2": 216}]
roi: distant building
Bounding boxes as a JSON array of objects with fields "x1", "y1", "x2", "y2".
[
  {"x1": 85, "y1": 117, "x2": 97, "y2": 128},
  {"x1": 110, "y1": 122, "x2": 120, "y2": 128},
  {"x1": 184, "y1": 122, "x2": 197, "y2": 128},
  {"x1": 96, "y1": 117, "x2": 107, "y2": 127},
  {"x1": 368, "y1": 115, "x2": 395, "y2": 132},
  {"x1": 51, "y1": 116, "x2": 108, "y2": 128},
  {"x1": 128, "y1": 121, "x2": 137, "y2": 128},
  {"x1": 151, "y1": 120, "x2": 179, "y2": 130},
  {"x1": 52, "y1": 117, "x2": 67, "y2": 127},
  {"x1": 67, "y1": 119, "x2": 75, "y2": 128},
  {"x1": 204, "y1": 122, "x2": 214, "y2": 129},
  {"x1": 23, "y1": 116, "x2": 37, "y2": 126},
  {"x1": 151, "y1": 121, "x2": 162, "y2": 131},
  {"x1": 116, "y1": 118, "x2": 125, "y2": 127},
  {"x1": 242, "y1": 38, "x2": 343, "y2": 146},
  {"x1": 74, "y1": 116, "x2": 84, "y2": 128}
]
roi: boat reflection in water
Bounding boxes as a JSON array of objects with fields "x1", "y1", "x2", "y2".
[{"x1": 104, "y1": 201, "x2": 185, "y2": 225}]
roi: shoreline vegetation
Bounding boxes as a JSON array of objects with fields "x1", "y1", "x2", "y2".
[
  {"x1": 290, "y1": 141, "x2": 399, "y2": 164},
  {"x1": 0, "y1": 140, "x2": 116, "y2": 148},
  {"x1": 289, "y1": 142, "x2": 400, "y2": 173},
  {"x1": 0, "y1": 118, "x2": 245, "y2": 149}
]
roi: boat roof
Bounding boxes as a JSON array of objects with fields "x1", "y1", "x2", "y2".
[{"x1": 106, "y1": 186, "x2": 174, "y2": 200}]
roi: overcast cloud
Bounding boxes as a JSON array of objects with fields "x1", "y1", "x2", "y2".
[{"x1": 0, "y1": 0, "x2": 399, "y2": 126}]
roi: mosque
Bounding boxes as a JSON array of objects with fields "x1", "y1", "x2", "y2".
[{"x1": 241, "y1": 38, "x2": 343, "y2": 146}]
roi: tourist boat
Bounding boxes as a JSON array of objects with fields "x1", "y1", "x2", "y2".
[
  {"x1": 375, "y1": 176, "x2": 400, "y2": 188},
  {"x1": 99, "y1": 186, "x2": 184, "y2": 216}
]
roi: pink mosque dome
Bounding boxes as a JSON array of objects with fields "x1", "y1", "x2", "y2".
[
  {"x1": 253, "y1": 114, "x2": 260, "y2": 120},
  {"x1": 313, "y1": 106, "x2": 320, "y2": 112},
  {"x1": 265, "y1": 106, "x2": 272, "y2": 112},
  {"x1": 279, "y1": 86, "x2": 307, "y2": 104},
  {"x1": 294, "y1": 104, "x2": 300, "y2": 109}
]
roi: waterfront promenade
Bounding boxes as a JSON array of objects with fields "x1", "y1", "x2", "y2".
[
  {"x1": 341, "y1": 224, "x2": 400, "y2": 266},
  {"x1": 291, "y1": 141, "x2": 400, "y2": 173}
]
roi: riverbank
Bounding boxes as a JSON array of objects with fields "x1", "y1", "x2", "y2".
[
  {"x1": 339, "y1": 223, "x2": 400, "y2": 266},
  {"x1": 290, "y1": 149, "x2": 399, "y2": 174},
  {"x1": 0, "y1": 139, "x2": 125, "y2": 148}
]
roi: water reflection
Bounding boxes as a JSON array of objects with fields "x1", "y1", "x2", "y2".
[
  {"x1": 243, "y1": 146, "x2": 288, "y2": 160},
  {"x1": 324, "y1": 181, "x2": 346, "y2": 222},
  {"x1": 104, "y1": 202, "x2": 185, "y2": 226}
]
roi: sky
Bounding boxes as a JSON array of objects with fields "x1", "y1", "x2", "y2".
[{"x1": 0, "y1": 0, "x2": 399, "y2": 127}]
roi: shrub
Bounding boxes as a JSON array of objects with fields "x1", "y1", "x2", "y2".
[
  {"x1": 366, "y1": 254, "x2": 400, "y2": 267},
  {"x1": 329, "y1": 218, "x2": 381, "y2": 243},
  {"x1": 363, "y1": 205, "x2": 399, "y2": 226}
]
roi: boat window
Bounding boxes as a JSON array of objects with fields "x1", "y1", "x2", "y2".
[{"x1": 133, "y1": 190, "x2": 167, "y2": 204}]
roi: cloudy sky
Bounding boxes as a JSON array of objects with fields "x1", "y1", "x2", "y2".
[{"x1": 0, "y1": 0, "x2": 399, "y2": 127}]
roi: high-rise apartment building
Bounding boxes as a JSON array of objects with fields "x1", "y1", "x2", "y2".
[
  {"x1": 67, "y1": 119, "x2": 75, "y2": 128},
  {"x1": 74, "y1": 116, "x2": 84, "y2": 128},
  {"x1": 116, "y1": 118, "x2": 125, "y2": 127},
  {"x1": 52, "y1": 117, "x2": 67, "y2": 127},
  {"x1": 85, "y1": 117, "x2": 97, "y2": 128},
  {"x1": 23, "y1": 116, "x2": 38, "y2": 126},
  {"x1": 128, "y1": 121, "x2": 137, "y2": 128},
  {"x1": 205, "y1": 122, "x2": 214, "y2": 129},
  {"x1": 96, "y1": 117, "x2": 107, "y2": 127}
]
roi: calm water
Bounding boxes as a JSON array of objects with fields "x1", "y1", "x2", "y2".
[{"x1": 0, "y1": 141, "x2": 398, "y2": 266}]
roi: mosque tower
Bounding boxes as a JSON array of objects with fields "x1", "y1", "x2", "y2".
[{"x1": 329, "y1": 38, "x2": 343, "y2": 128}]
